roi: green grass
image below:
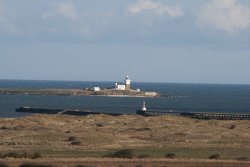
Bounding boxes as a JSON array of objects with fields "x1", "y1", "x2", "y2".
[
  {"x1": 1, "y1": 147, "x2": 249, "y2": 160},
  {"x1": 34, "y1": 150, "x2": 113, "y2": 158},
  {"x1": 134, "y1": 147, "x2": 250, "y2": 160}
]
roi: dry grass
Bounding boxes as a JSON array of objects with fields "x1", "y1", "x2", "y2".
[{"x1": 0, "y1": 114, "x2": 249, "y2": 161}]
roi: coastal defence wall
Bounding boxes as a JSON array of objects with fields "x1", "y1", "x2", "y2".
[
  {"x1": 16, "y1": 107, "x2": 250, "y2": 120},
  {"x1": 137, "y1": 110, "x2": 250, "y2": 120}
]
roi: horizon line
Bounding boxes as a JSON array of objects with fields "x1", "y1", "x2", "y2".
[{"x1": 0, "y1": 78, "x2": 250, "y2": 86}]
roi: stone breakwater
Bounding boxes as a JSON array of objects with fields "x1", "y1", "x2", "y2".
[{"x1": 0, "y1": 88, "x2": 161, "y2": 97}]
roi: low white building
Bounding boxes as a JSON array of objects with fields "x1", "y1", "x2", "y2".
[
  {"x1": 115, "y1": 83, "x2": 126, "y2": 90},
  {"x1": 93, "y1": 87, "x2": 100, "y2": 91}
]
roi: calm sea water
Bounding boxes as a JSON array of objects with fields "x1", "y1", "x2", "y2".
[{"x1": 0, "y1": 79, "x2": 250, "y2": 118}]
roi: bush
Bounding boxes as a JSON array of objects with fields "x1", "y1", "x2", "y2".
[
  {"x1": 1, "y1": 152, "x2": 20, "y2": 158},
  {"x1": 19, "y1": 164, "x2": 54, "y2": 167},
  {"x1": 228, "y1": 124, "x2": 236, "y2": 129},
  {"x1": 237, "y1": 157, "x2": 249, "y2": 161},
  {"x1": 134, "y1": 165, "x2": 144, "y2": 167},
  {"x1": 68, "y1": 136, "x2": 77, "y2": 141},
  {"x1": 105, "y1": 149, "x2": 134, "y2": 159},
  {"x1": 208, "y1": 154, "x2": 220, "y2": 160},
  {"x1": 165, "y1": 153, "x2": 175, "y2": 159},
  {"x1": 32, "y1": 152, "x2": 42, "y2": 159},
  {"x1": 1, "y1": 151, "x2": 42, "y2": 159},
  {"x1": 137, "y1": 154, "x2": 150, "y2": 159},
  {"x1": 0, "y1": 163, "x2": 8, "y2": 167},
  {"x1": 96, "y1": 123, "x2": 104, "y2": 127},
  {"x1": 0, "y1": 126, "x2": 8, "y2": 130},
  {"x1": 71, "y1": 141, "x2": 81, "y2": 145},
  {"x1": 75, "y1": 165, "x2": 94, "y2": 167}
]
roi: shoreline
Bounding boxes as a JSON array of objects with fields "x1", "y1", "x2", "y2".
[{"x1": 0, "y1": 88, "x2": 161, "y2": 98}]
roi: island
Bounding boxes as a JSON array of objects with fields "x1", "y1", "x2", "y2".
[{"x1": 0, "y1": 76, "x2": 161, "y2": 97}]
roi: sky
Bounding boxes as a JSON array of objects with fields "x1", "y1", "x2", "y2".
[{"x1": 0, "y1": 0, "x2": 250, "y2": 84}]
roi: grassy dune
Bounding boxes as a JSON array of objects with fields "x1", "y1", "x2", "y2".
[{"x1": 0, "y1": 114, "x2": 249, "y2": 166}]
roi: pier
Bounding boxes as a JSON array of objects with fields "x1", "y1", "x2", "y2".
[
  {"x1": 136, "y1": 109, "x2": 250, "y2": 120},
  {"x1": 16, "y1": 107, "x2": 123, "y2": 116}
]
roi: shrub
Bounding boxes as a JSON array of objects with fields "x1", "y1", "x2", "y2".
[
  {"x1": 105, "y1": 149, "x2": 134, "y2": 159},
  {"x1": 237, "y1": 157, "x2": 249, "y2": 161},
  {"x1": 228, "y1": 124, "x2": 236, "y2": 129},
  {"x1": 19, "y1": 164, "x2": 54, "y2": 167},
  {"x1": 0, "y1": 126, "x2": 8, "y2": 130},
  {"x1": 32, "y1": 152, "x2": 42, "y2": 159},
  {"x1": 96, "y1": 123, "x2": 104, "y2": 127},
  {"x1": 75, "y1": 165, "x2": 94, "y2": 167},
  {"x1": 137, "y1": 154, "x2": 150, "y2": 159},
  {"x1": 71, "y1": 141, "x2": 81, "y2": 145},
  {"x1": 1, "y1": 151, "x2": 41, "y2": 159},
  {"x1": 134, "y1": 165, "x2": 144, "y2": 167},
  {"x1": 7, "y1": 142, "x2": 16, "y2": 145},
  {"x1": 165, "y1": 153, "x2": 175, "y2": 159},
  {"x1": 1, "y1": 152, "x2": 20, "y2": 158},
  {"x1": 68, "y1": 136, "x2": 77, "y2": 141},
  {"x1": 209, "y1": 154, "x2": 220, "y2": 160},
  {"x1": 0, "y1": 163, "x2": 8, "y2": 167}
]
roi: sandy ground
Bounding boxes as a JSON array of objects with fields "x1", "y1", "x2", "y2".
[{"x1": 0, "y1": 114, "x2": 249, "y2": 166}]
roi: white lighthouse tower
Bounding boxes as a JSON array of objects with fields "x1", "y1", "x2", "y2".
[
  {"x1": 125, "y1": 75, "x2": 131, "y2": 90},
  {"x1": 141, "y1": 101, "x2": 147, "y2": 111}
]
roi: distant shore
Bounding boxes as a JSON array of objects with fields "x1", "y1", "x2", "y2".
[{"x1": 0, "y1": 88, "x2": 161, "y2": 97}]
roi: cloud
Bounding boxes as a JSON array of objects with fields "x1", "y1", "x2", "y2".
[
  {"x1": 42, "y1": 2, "x2": 78, "y2": 21},
  {"x1": 198, "y1": 0, "x2": 250, "y2": 33},
  {"x1": 127, "y1": 0, "x2": 183, "y2": 17}
]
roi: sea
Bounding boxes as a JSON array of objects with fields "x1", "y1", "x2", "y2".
[{"x1": 0, "y1": 79, "x2": 250, "y2": 118}]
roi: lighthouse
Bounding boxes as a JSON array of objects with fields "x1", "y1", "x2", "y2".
[
  {"x1": 141, "y1": 101, "x2": 147, "y2": 111},
  {"x1": 125, "y1": 75, "x2": 131, "y2": 90}
]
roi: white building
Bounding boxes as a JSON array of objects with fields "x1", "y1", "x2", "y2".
[
  {"x1": 93, "y1": 87, "x2": 100, "y2": 91},
  {"x1": 115, "y1": 75, "x2": 131, "y2": 91},
  {"x1": 115, "y1": 83, "x2": 126, "y2": 90}
]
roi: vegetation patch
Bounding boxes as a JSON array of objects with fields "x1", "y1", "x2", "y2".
[
  {"x1": 209, "y1": 154, "x2": 220, "y2": 160},
  {"x1": 19, "y1": 164, "x2": 55, "y2": 167},
  {"x1": 0, "y1": 163, "x2": 8, "y2": 167},
  {"x1": 0, "y1": 126, "x2": 8, "y2": 130},
  {"x1": 68, "y1": 136, "x2": 77, "y2": 141},
  {"x1": 228, "y1": 124, "x2": 236, "y2": 129},
  {"x1": 165, "y1": 153, "x2": 175, "y2": 159},
  {"x1": 134, "y1": 165, "x2": 144, "y2": 167},
  {"x1": 137, "y1": 154, "x2": 150, "y2": 159},
  {"x1": 237, "y1": 156, "x2": 249, "y2": 161},
  {"x1": 71, "y1": 141, "x2": 82, "y2": 146},
  {"x1": 104, "y1": 149, "x2": 134, "y2": 159},
  {"x1": 96, "y1": 123, "x2": 104, "y2": 127},
  {"x1": 0, "y1": 151, "x2": 42, "y2": 159}
]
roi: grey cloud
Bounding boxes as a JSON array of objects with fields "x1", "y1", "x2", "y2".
[
  {"x1": 127, "y1": 0, "x2": 184, "y2": 17},
  {"x1": 197, "y1": 0, "x2": 250, "y2": 33}
]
